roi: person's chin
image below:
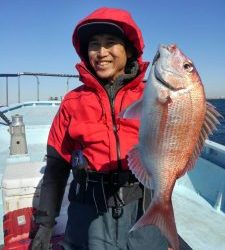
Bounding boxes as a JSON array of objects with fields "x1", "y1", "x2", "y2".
[{"x1": 96, "y1": 71, "x2": 113, "y2": 80}]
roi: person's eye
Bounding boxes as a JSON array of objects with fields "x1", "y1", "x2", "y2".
[
  {"x1": 89, "y1": 41, "x2": 99, "y2": 47},
  {"x1": 106, "y1": 39, "x2": 116, "y2": 46},
  {"x1": 88, "y1": 41, "x2": 100, "y2": 50}
]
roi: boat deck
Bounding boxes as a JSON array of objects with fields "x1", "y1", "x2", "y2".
[
  {"x1": 0, "y1": 101, "x2": 225, "y2": 249},
  {"x1": 173, "y1": 179, "x2": 225, "y2": 249}
]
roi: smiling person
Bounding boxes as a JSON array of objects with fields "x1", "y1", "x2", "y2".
[{"x1": 31, "y1": 7, "x2": 169, "y2": 250}]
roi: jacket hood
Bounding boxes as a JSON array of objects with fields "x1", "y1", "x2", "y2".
[{"x1": 72, "y1": 7, "x2": 145, "y2": 64}]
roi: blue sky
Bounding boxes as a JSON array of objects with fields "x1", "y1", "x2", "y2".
[{"x1": 0, "y1": 0, "x2": 225, "y2": 105}]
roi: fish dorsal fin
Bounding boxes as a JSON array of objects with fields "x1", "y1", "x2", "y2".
[
  {"x1": 178, "y1": 102, "x2": 222, "y2": 177},
  {"x1": 119, "y1": 99, "x2": 143, "y2": 120},
  {"x1": 128, "y1": 145, "x2": 152, "y2": 189}
]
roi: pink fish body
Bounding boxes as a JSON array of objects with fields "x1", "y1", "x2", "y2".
[{"x1": 121, "y1": 44, "x2": 221, "y2": 250}]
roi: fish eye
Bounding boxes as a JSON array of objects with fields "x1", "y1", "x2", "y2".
[{"x1": 183, "y1": 62, "x2": 193, "y2": 72}]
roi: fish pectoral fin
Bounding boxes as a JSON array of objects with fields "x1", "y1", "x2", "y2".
[
  {"x1": 128, "y1": 146, "x2": 152, "y2": 189},
  {"x1": 157, "y1": 89, "x2": 172, "y2": 104},
  {"x1": 119, "y1": 99, "x2": 143, "y2": 120},
  {"x1": 178, "y1": 101, "x2": 223, "y2": 177}
]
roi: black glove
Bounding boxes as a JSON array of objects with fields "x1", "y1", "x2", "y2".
[{"x1": 31, "y1": 225, "x2": 53, "y2": 250}]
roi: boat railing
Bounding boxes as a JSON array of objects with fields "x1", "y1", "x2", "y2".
[
  {"x1": 202, "y1": 139, "x2": 225, "y2": 169},
  {"x1": 0, "y1": 72, "x2": 79, "y2": 106}
]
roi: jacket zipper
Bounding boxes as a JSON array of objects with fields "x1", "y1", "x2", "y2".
[{"x1": 108, "y1": 84, "x2": 122, "y2": 171}]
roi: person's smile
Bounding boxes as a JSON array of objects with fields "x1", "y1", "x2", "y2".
[{"x1": 96, "y1": 60, "x2": 112, "y2": 69}]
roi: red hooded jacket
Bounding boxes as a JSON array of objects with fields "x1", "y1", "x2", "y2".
[{"x1": 48, "y1": 7, "x2": 149, "y2": 171}]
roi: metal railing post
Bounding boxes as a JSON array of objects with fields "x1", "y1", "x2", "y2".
[
  {"x1": 34, "y1": 75, "x2": 40, "y2": 101},
  {"x1": 18, "y1": 76, "x2": 21, "y2": 103},
  {"x1": 66, "y1": 77, "x2": 72, "y2": 93},
  {"x1": 6, "y1": 76, "x2": 9, "y2": 106}
]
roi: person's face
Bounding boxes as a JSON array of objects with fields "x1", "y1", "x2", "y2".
[{"x1": 88, "y1": 33, "x2": 131, "y2": 82}]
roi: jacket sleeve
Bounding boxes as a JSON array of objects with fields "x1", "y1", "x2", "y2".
[
  {"x1": 35, "y1": 145, "x2": 71, "y2": 227},
  {"x1": 47, "y1": 100, "x2": 76, "y2": 163}
]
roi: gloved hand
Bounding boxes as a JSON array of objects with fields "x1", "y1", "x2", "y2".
[{"x1": 31, "y1": 225, "x2": 53, "y2": 250}]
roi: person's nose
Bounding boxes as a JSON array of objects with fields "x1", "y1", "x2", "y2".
[{"x1": 97, "y1": 45, "x2": 108, "y2": 57}]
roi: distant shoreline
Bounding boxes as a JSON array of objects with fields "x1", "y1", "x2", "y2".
[{"x1": 207, "y1": 97, "x2": 225, "y2": 100}]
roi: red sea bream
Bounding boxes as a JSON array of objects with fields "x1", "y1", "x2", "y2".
[{"x1": 121, "y1": 44, "x2": 221, "y2": 250}]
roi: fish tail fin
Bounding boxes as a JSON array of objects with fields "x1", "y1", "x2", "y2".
[{"x1": 130, "y1": 198, "x2": 179, "y2": 250}]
